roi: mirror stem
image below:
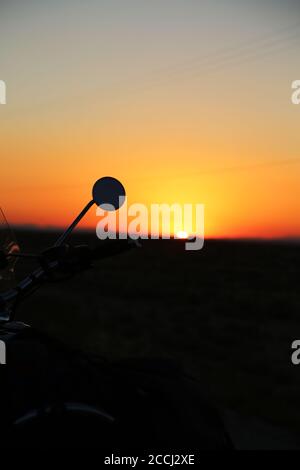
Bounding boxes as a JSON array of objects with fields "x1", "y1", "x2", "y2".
[{"x1": 54, "y1": 200, "x2": 95, "y2": 247}]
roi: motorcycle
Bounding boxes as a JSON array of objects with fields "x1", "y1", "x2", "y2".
[{"x1": 0, "y1": 177, "x2": 232, "y2": 450}]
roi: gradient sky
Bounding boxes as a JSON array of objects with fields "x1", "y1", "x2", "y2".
[{"x1": 0, "y1": 0, "x2": 300, "y2": 238}]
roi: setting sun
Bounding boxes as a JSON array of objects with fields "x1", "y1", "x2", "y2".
[{"x1": 176, "y1": 231, "x2": 189, "y2": 240}]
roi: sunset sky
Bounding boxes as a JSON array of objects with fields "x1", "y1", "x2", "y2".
[{"x1": 0, "y1": 0, "x2": 300, "y2": 238}]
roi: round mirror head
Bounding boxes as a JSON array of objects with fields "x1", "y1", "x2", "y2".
[{"x1": 92, "y1": 177, "x2": 126, "y2": 211}]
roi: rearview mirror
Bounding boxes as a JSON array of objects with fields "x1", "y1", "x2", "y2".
[
  {"x1": 54, "y1": 177, "x2": 126, "y2": 247},
  {"x1": 92, "y1": 177, "x2": 126, "y2": 211}
]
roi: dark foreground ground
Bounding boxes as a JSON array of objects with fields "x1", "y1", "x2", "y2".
[{"x1": 7, "y1": 230, "x2": 300, "y2": 441}]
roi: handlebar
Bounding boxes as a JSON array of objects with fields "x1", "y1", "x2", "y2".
[{"x1": 0, "y1": 239, "x2": 138, "y2": 322}]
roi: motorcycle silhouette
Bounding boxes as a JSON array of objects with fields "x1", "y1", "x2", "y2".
[{"x1": 0, "y1": 177, "x2": 232, "y2": 450}]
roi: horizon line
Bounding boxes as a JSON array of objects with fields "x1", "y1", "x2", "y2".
[{"x1": 10, "y1": 223, "x2": 300, "y2": 243}]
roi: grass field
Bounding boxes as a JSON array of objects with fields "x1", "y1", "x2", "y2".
[{"x1": 9, "y1": 229, "x2": 300, "y2": 434}]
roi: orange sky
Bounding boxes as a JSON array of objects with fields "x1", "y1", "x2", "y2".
[{"x1": 1, "y1": 0, "x2": 300, "y2": 238}]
